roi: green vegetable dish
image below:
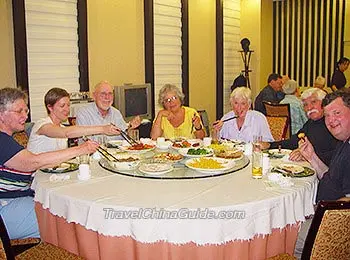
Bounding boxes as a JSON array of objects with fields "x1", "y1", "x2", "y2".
[{"x1": 187, "y1": 148, "x2": 210, "y2": 155}]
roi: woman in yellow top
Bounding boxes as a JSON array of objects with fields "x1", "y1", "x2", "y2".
[{"x1": 151, "y1": 84, "x2": 205, "y2": 140}]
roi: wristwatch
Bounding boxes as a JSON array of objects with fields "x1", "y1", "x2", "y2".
[{"x1": 195, "y1": 125, "x2": 203, "y2": 131}]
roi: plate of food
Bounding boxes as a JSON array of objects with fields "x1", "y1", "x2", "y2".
[
  {"x1": 107, "y1": 140, "x2": 123, "y2": 148},
  {"x1": 172, "y1": 140, "x2": 201, "y2": 150},
  {"x1": 106, "y1": 154, "x2": 141, "y2": 170},
  {"x1": 185, "y1": 157, "x2": 235, "y2": 173},
  {"x1": 41, "y1": 162, "x2": 78, "y2": 174},
  {"x1": 153, "y1": 152, "x2": 184, "y2": 163},
  {"x1": 119, "y1": 143, "x2": 155, "y2": 154},
  {"x1": 274, "y1": 163, "x2": 304, "y2": 174},
  {"x1": 138, "y1": 163, "x2": 173, "y2": 175},
  {"x1": 178, "y1": 148, "x2": 213, "y2": 158},
  {"x1": 273, "y1": 164, "x2": 315, "y2": 177},
  {"x1": 214, "y1": 149, "x2": 244, "y2": 160},
  {"x1": 267, "y1": 149, "x2": 292, "y2": 159}
]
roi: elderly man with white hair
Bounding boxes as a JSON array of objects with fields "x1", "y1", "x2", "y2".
[
  {"x1": 280, "y1": 80, "x2": 308, "y2": 134},
  {"x1": 213, "y1": 87, "x2": 274, "y2": 143},
  {"x1": 261, "y1": 88, "x2": 340, "y2": 166}
]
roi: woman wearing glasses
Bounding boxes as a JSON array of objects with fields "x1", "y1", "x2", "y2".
[
  {"x1": 151, "y1": 84, "x2": 205, "y2": 140},
  {"x1": 27, "y1": 88, "x2": 120, "y2": 153},
  {"x1": 0, "y1": 88, "x2": 98, "y2": 239}
]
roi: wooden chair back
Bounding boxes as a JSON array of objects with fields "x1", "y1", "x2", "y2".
[
  {"x1": 302, "y1": 200, "x2": 350, "y2": 260},
  {"x1": 263, "y1": 102, "x2": 291, "y2": 139},
  {"x1": 266, "y1": 116, "x2": 289, "y2": 141}
]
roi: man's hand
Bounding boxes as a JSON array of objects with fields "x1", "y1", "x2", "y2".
[
  {"x1": 289, "y1": 149, "x2": 306, "y2": 161},
  {"x1": 103, "y1": 124, "x2": 121, "y2": 136},
  {"x1": 129, "y1": 115, "x2": 141, "y2": 129},
  {"x1": 298, "y1": 136, "x2": 316, "y2": 162}
]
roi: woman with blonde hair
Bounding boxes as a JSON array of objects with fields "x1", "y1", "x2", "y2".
[{"x1": 213, "y1": 87, "x2": 273, "y2": 142}]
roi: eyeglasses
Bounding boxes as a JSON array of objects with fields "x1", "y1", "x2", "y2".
[
  {"x1": 98, "y1": 92, "x2": 113, "y2": 98},
  {"x1": 163, "y1": 96, "x2": 178, "y2": 104},
  {"x1": 8, "y1": 108, "x2": 30, "y2": 115}
]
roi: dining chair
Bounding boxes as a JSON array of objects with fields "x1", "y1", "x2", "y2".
[
  {"x1": 266, "y1": 116, "x2": 289, "y2": 141},
  {"x1": 267, "y1": 200, "x2": 350, "y2": 260},
  {"x1": 197, "y1": 110, "x2": 210, "y2": 137},
  {"x1": 301, "y1": 200, "x2": 350, "y2": 260},
  {"x1": 263, "y1": 102, "x2": 291, "y2": 139},
  {"x1": 0, "y1": 215, "x2": 83, "y2": 260}
]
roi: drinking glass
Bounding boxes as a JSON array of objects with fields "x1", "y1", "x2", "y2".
[
  {"x1": 252, "y1": 135, "x2": 263, "y2": 179},
  {"x1": 128, "y1": 129, "x2": 139, "y2": 142}
]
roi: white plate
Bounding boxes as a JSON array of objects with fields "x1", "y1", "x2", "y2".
[
  {"x1": 214, "y1": 150, "x2": 244, "y2": 160},
  {"x1": 119, "y1": 145, "x2": 155, "y2": 154},
  {"x1": 106, "y1": 154, "x2": 141, "y2": 170},
  {"x1": 155, "y1": 141, "x2": 172, "y2": 150},
  {"x1": 138, "y1": 163, "x2": 173, "y2": 175},
  {"x1": 185, "y1": 157, "x2": 235, "y2": 173},
  {"x1": 277, "y1": 163, "x2": 304, "y2": 174},
  {"x1": 268, "y1": 149, "x2": 292, "y2": 158},
  {"x1": 178, "y1": 148, "x2": 213, "y2": 158},
  {"x1": 153, "y1": 152, "x2": 184, "y2": 162},
  {"x1": 171, "y1": 140, "x2": 202, "y2": 150}
]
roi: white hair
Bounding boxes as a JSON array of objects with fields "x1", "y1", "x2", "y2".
[
  {"x1": 314, "y1": 76, "x2": 326, "y2": 87},
  {"x1": 282, "y1": 79, "x2": 298, "y2": 94},
  {"x1": 230, "y1": 87, "x2": 252, "y2": 106},
  {"x1": 301, "y1": 87, "x2": 326, "y2": 101}
]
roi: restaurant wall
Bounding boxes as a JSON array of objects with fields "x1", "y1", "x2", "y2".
[
  {"x1": 0, "y1": 0, "x2": 16, "y2": 89},
  {"x1": 240, "y1": 0, "x2": 263, "y2": 99},
  {"x1": 188, "y1": 0, "x2": 217, "y2": 124},
  {"x1": 87, "y1": 0, "x2": 145, "y2": 89}
]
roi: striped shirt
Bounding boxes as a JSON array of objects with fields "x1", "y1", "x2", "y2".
[{"x1": 0, "y1": 132, "x2": 34, "y2": 198}]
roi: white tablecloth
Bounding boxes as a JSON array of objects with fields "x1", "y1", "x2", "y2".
[{"x1": 32, "y1": 158, "x2": 317, "y2": 245}]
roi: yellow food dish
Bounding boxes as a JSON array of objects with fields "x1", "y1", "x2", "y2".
[{"x1": 187, "y1": 157, "x2": 224, "y2": 169}]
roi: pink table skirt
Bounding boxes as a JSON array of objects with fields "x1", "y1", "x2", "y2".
[{"x1": 35, "y1": 203, "x2": 298, "y2": 260}]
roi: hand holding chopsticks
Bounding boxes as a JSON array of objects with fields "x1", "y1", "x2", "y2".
[
  {"x1": 213, "y1": 115, "x2": 239, "y2": 126},
  {"x1": 110, "y1": 123, "x2": 138, "y2": 146},
  {"x1": 82, "y1": 136, "x2": 118, "y2": 162}
]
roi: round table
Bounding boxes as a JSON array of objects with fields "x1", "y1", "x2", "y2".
[{"x1": 32, "y1": 150, "x2": 317, "y2": 260}]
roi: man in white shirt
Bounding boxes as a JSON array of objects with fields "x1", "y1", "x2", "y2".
[{"x1": 76, "y1": 81, "x2": 141, "y2": 141}]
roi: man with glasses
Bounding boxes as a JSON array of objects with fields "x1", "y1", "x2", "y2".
[{"x1": 76, "y1": 81, "x2": 141, "y2": 141}]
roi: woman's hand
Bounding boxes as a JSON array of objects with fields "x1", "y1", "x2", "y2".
[
  {"x1": 212, "y1": 120, "x2": 223, "y2": 131},
  {"x1": 79, "y1": 140, "x2": 99, "y2": 155},
  {"x1": 158, "y1": 109, "x2": 175, "y2": 121},
  {"x1": 192, "y1": 115, "x2": 202, "y2": 130},
  {"x1": 129, "y1": 116, "x2": 141, "y2": 129}
]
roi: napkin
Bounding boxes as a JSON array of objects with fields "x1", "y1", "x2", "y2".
[
  {"x1": 266, "y1": 172, "x2": 294, "y2": 187},
  {"x1": 49, "y1": 174, "x2": 70, "y2": 182}
]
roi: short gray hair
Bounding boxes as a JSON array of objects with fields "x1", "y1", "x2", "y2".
[
  {"x1": 158, "y1": 84, "x2": 185, "y2": 107},
  {"x1": 314, "y1": 76, "x2": 326, "y2": 87},
  {"x1": 0, "y1": 87, "x2": 27, "y2": 112},
  {"x1": 282, "y1": 79, "x2": 297, "y2": 94},
  {"x1": 301, "y1": 87, "x2": 326, "y2": 101},
  {"x1": 230, "y1": 87, "x2": 252, "y2": 106}
]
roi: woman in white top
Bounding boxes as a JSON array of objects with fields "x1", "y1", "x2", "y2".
[
  {"x1": 27, "y1": 88, "x2": 120, "y2": 153},
  {"x1": 213, "y1": 87, "x2": 274, "y2": 143}
]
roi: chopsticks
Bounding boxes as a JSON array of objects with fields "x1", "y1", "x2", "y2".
[
  {"x1": 82, "y1": 136, "x2": 118, "y2": 162},
  {"x1": 213, "y1": 115, "x2": 239, "y2": 125},
  {"x1": 110, "y1": 123, "x2": 138, "y2": 146},
  {"x1": 120, "y1": 130, "x2": 138, "y2": 145}
]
